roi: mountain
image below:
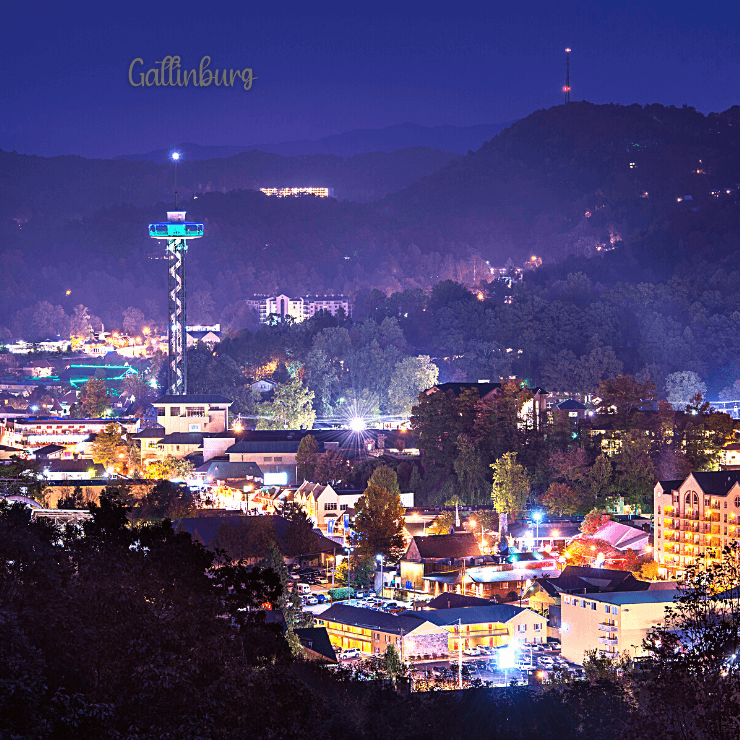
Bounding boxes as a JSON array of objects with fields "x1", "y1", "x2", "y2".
[
  {"x1": 0, "y1": 145, "x2": 458, "y2": 222},
  {"x1": 5, "y1": 102, "x2": 740, "y2": 336},
  {"x1": 115, "y1": 122, "x2": 514, "y2": 163}
]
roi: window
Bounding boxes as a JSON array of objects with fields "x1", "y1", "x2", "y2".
[
  {"x1": 725, "y1": 502, "x2": 728, "y2": 509},
  {"x1": 157, "y1": 408, "x2": 165, "y2": 417},
  {"x1": 189, "y1": 423, "x2": 199, "y2": 432},
  {"x1": 564, "y1": 596, "x2": 570, "y2": 604},
  {"x1": 273, "y1": 456, "x2": 283, "y2": 462},
  {"x1": 657, "y1": 506, "x2": 661, "y2": 514},
  {"x1": 170, "y1": 407, "x2": 180, "y2": 416},
  {"x1": 186, "y1": 407, "x2": 204, "y2": 417},
  {"x1": 581, "y1": 599, "x2": 586, "y2": 608},
  {"x1": 735, "y1": 496, "x2": 740, "y2": 508},
  {"x1": 534, "y1": 623, "x2": 542, "y2": 631},
  {"x1": 263, "y1": 457, "x2": 272, "y2": 463},
  {"x1": 590, "y1": 602, "x2": 596, "y2": 610},
  {"x1": 611, "y1": 606, "x2": 618, "y2": 615},
  {"x1": 518, "y1": 624, "x2": 527, "y2": 632},
  {"x1": 605, "y1": 605, "x2": 610, "y2": 613},
  {"x1": 324, "y1": 503, "x2": 337, "y2": 511},
  {"x1": 340, "y1": 504, "x2": 348, "y2": 511}
]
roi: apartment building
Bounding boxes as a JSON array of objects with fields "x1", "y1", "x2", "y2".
[
  {"x1": 654, "y1": 471, "x2": 740, "y2": 579},
  {"x1": 246, "y1": 294, "x2": 351, "y2": 324},
  {"x1": 560, "y1": 588, "x2": 678, "y2": 665}
]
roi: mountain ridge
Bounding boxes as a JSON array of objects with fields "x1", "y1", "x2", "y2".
[{"x1": 114, "y1": 121, "x2": 514, "y2": 162}]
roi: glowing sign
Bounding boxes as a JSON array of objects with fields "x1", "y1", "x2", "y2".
[{"x1": 263, "y1": 472, "x2": 287, "y2": 486}]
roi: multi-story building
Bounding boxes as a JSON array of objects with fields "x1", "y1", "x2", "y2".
[
  {"x1": 293, "y1": 482, "x2": 364, "y2": 531},
  {"x1": 0, "y1": 417, "x2": 139, "y2": 451},
  {"x1": 654, "y1": 471, "x2": 740, "y2": 579},
  {"x1": 151, "y1": 394, "x2": 232, "y2": 436},
  {"x1": 246, "y1": 294, "x2": 351, "y2": 324},
  {"x1": 316, "y1": 603, "x2": 547, "y2": 657},
  {"x1": 560, "y1": 588, "x2": 678, "y2": 665},
  {"x1": 260, "y1": 187, "x2": 334, "y2": 198}
]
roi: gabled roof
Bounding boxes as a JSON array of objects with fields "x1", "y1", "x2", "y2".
[
  {"x1": 556, "y1": 399, "x2": 586, "y2": 410},
  {"x1": 425, "y1": 593, "x2": 495, "y2": 610},
  {"x1": 160, "y1": 432, "x2": 206, "y2": 445},
  {"x1": 318, "y1": 604, "x2": 427, "y2": 635},
  {"x1": 415, "y1": 604, "x2": 534, "y2": 626},
  {"x1": 152, "y1": 394, "x2": 232, "y2": 405},
  {"x1": 41, "y1": 460, "x2": 105, "y2": 475},
  {"x1": 296, "y1": 482, "x2": 329, "y2": 500},
  {"x1": 407, "y1": 533, "x2": 481, "y2": 560},
  {"x1": 33, "y1": 444, "x2": 66, "y2": 457},
  {"x1": 656, "y1": 479, "x2": 683, "y2": 493},
  {"x1": 294, "y1": 627, "x2": 337, "y2": 663},
  {"x1": 591, "y1": 521, "x2": 650, "y2": 551},
  {"x1": 689, "y1": 471, "x2": 740, "y2": 497},
  {"x1": 133, "y1": 426, "x2": 166, "y2": 439},
  {"x1": 549, "y1": 565, "x2": 650, "y2": 594}
]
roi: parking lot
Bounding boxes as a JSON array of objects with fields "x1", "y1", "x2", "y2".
[{"x1": 337, "y1": 640, "x2": 584, "y2": 687}]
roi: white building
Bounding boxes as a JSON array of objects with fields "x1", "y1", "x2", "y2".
[{"x1": 246, "y1": 294, "x2": 351, "y2": 324}]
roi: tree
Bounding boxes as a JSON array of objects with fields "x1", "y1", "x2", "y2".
[
  {"x1": 256, "y1": 376, "x2": 316, "y2": 429},
  {"x1": 384, "y1": 355, "x2": 439, "y2": 417},
  {"x1": 587, "y1": 453, "x2": 615, "y2": 502},
  {"x1": 597, "y1": 375, "x2": 658, "y2": 427},
  {"x1": 313, "y1": 450, "x2": 348, "y2": 485},
  {"x1": 368, "y1": 465, "x2": 401, "y2": 497},
  {"x1": 69, "y1": 304, "x2": 91, "y2": 340},
  {"x1": 352, "y1": 484, "x2": 405, "y2": 562},
  {"x1": 131, "y1": 481, "x2": 195, "y2": 523},
  {"x1": 122, "y1": 306, "x2": 145, "y2": 335},
  {"x1": 261, "y1": 540, "x2": 306, "y2": 637},
  {"x1": 296, "y1": 434, "x2": 319, "y2": 482},
  {"x1": 581, "y1": 508, "x2": 612, "y2": 536},
  {"x1": 635, "y1": 543, "x2": 740, "y2": 739},
  {"x1": 541, "y1": 482, "x2": 585, "y2": 517},
  {"x1": 90, "y1": 422, "x2": 138, "y2": 472},
  {"x1": 427, "y1": 511, "x2": 454, "y2": 535},
  {"x1": 490, "y1": 452, "x2": 530, "y2": 518},
  {"x1": 78, "y1": 377, "x2": 110, "y2": 418},
  {"x1": 665, "y1": 370, "x2": 707, "y2": 410},
  {"x1": 145, "y1": 454, "x2": 195, "y2": 481},
  {"x1": 613, "y1": 434, "x2": 656, "y2": 508},
  {"x1": 453, "y1": 434, "x2": 489, "y2": 504}
]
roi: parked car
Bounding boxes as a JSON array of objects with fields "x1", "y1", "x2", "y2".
[
  {"x1": 340, "y1": 648, "x2": 361, "y2": 659},
  {"x1": 315, "y1": 593, "x2": 328, "y2": 603},
  {"x1": 305, "y1": 596, "x2": 318, "y2": 605}
]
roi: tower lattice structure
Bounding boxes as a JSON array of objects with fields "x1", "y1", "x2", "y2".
[
  {"x1": 564, "y1": 48, "x2": 571, "y2": 103},
  {"x1": 149, "y1": 212, "x2": 204, "y2": 395}
]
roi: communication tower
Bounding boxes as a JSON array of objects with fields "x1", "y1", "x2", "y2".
[
  {"x1": 148, "y1": 209, "x2": 204, "y2": 395},
  {"x1": 563, "y1": 48, "x2": 571, "y2": 103}
]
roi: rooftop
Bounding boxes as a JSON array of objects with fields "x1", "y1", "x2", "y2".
[
  {"x1": 152, "y1": 394, "x2": 232, "y2": 405},
  {"x1": 574, "y1": 589, "x2": 679, "y2": 605},
  {"x1": 413, "y1": 604, "x2": 530, "y2": 626},
  {"x1": 318, "y1": 604, "x2": 426, "y2": 635}
]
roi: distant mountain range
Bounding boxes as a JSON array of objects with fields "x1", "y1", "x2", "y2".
[{"x1": 114, "y1": 122, "x2": 514, "y2": 163}]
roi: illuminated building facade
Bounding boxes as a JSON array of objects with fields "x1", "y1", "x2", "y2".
[
  {"x1": 260, "y1": 187, "x2": 334, "y2": 198},
  {"x1": 246, "y1": 294, "x2": 351, "y2": 323},
  {"x1": 654, "y1": 471, "x2": 740, "y2": 578}
]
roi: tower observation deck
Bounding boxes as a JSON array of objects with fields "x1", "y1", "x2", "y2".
[{"x1": 148, "y1": 211, "x2": 204, "y2": 395}]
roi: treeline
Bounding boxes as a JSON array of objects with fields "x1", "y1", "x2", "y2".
[{"x1": 409, "y1": 377, "x2": 733, "y2": 509}]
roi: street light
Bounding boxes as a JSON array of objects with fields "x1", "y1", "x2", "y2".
[
  {"x1": 532, "y1": 511, "x2": 543, "y2": 550},
  {"x1": 376, "y1": 554, "x2": 384, "y2": 597}
]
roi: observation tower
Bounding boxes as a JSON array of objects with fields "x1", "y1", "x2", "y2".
[{"x1": 148, "y1": 210, "x2": 204, "y2": 394}]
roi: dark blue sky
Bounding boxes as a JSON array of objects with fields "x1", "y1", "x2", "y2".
[{"x1": 3, "y1": 0, "x2": 738, "y2": 158}]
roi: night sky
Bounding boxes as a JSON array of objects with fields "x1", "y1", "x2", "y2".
[{"x1": 3, "y1": 0, "x2": 739, "y2": 159}]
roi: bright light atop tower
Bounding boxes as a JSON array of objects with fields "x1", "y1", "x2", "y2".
[
  {"x1": 348, "y1": 417, "x2": 366, "y2": 432},
  {"x1": 565, "y1": 47, "x2": 571, "y2": 53},
  {"x1": 171, "y1": 151, "x2": 181, "y2": 161}
]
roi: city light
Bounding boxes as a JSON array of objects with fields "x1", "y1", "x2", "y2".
[
  {"x1": 171, "y1": 151, "x2": 181, "y2": 161},
  {"x1": 349, "y1": 416, "x2": 366, "y2": 432}
]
